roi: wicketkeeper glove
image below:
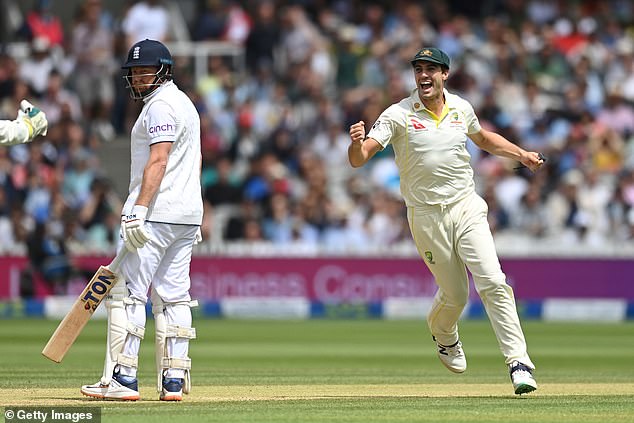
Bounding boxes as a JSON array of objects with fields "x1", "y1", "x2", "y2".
[
  {"x1": 123, "y1": 205, "x2": 151, "y2": 252},
  {"x1": 19, "y1": 99, "x2": 48, "y2": 141}
]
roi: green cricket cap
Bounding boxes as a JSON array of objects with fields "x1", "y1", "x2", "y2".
[{"x1": 410, "y1": 47, "x2": 450, "y2": 68}]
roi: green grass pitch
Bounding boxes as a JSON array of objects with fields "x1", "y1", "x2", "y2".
[{"x1": 1, "y1": 318, "x2": 633, "y2": 422}]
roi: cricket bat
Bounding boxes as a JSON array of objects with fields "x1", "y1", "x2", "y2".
[{"x1": 42, "y1": 249, "x2": 127, "y2": 363}]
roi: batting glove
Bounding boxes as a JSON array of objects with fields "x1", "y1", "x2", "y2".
[
  {"x1": 19, "y1": 99, "x2": 48, "y2": 140},
  {"x1": 194, "y1": 227, "x2": 202, "y2": 245},
  {"x1": 123, "y1": 205, "x2": 151, "y2": 252}
]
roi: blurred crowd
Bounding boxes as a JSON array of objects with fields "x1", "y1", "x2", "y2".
[{"x1": 1, "y1": 0, "x2": 634, "y2": 289}]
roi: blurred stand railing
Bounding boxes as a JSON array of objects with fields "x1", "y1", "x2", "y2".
[
  {"x1": 189, "y1": 237, "x2": 634, "y2": 259},
  {"x1": 165, "y1": 41, "x2": 245, "y2": 80},
  {"x1": 4, "y1": 40, "x2": 245, "y2": 81}
]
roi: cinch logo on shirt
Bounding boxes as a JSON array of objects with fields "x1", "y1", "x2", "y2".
[{"x1": 149, "y1": 123, "x2": 175, "y2": 133}]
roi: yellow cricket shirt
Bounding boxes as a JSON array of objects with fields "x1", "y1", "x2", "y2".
[{"x1": 366, "y1": 88, "x2": 481, "y2": 207}]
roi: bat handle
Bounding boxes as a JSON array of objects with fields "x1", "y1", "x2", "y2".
[{"x1": 108, "y1": 249, "x2": 128, "y2": 273}]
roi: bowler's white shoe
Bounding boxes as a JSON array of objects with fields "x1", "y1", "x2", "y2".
[
  {"x1": 434, "y1": 337, "x2": 467, "y2": 373},
  {"x1": 81, "y1": 373, "x2": 140, "y2": 401},
  {"x1": 509, "y1": 361, "x2": 537, "y2": 395}
]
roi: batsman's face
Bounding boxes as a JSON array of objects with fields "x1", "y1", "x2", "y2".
[
  {"x1": 413, "y1": 62, "x2": 448, "y2": 101},
  {"x1": 130, "y1": 66, "x2": 159, "y2": 90}
]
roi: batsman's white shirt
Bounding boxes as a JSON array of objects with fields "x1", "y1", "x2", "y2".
[
  {"x1": 123, "y1": 80, "x2": 203, "y2": 225},
  {"x1": 367, "y1": 88, "x2": 481, "y2": 207}
]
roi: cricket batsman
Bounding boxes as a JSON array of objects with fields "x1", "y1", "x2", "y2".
[
  {"x1": 0, "y1": 100, "x2": 47, "y2": 145},
  {"x1": 81, "y1": 39, "x2": 203, "y2": 401},
  {"x1": 348, "y1": 47, "x2": 544, "y2": 394}
]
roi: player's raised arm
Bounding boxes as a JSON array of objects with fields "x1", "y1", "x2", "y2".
[
  {"x1": 348, "y1": 121, "x2": 382, "y2": 168},
  {"x1": 469, "y1": 128, "x2": 546, "y2": 172}
]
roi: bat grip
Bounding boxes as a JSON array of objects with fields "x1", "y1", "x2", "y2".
[{"x1": 108, "y1": 249, "x2": 128, "y2": 273}]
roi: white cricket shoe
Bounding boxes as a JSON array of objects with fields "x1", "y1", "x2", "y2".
[
  {"x1": 81, "y1": 373, "x2": 140, "y2": 401},
  {"x1": 434, "y1": 337, "x2": 467, "y2": 373},
  {"x1": 80, "y1": 380, "x2": 109, "y2": 399},
  {"x1": 509, "y1": 361, "x2": 537, "y2": 395}
]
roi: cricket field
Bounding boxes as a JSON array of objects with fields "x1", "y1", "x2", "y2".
[{"x1": 1, "y1": 318, "x2": 632, "y2": 422}]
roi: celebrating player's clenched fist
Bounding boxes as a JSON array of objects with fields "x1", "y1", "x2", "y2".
[
  {"x1": 349, "y1": 121, "x2": 366, "y2": 145},
  {"x1": 347, "y1": 121, "x2": 382, "y2": 168}
]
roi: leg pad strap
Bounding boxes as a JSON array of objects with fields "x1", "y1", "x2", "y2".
[
  {"x1": 117, "y1": 353, "x2": 138, "y2": 368},
  {"x1": 166, "y1": 324, "x2": 196, "y2": 339},
  {"x1": 161, "y1": 356, "x2": 191, "y2": 370},
  {"x1": 127, "y1": 322, "x2": 145, "y2": 339}
]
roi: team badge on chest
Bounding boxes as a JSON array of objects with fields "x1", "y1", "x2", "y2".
[{"x1": 448, "y1": 111, "x2": 466, "y2": 131}]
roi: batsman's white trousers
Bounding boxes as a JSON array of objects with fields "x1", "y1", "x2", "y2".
[
  {"x1": 119, "y1": 221, "x2": 198, "y2": 304},
  {"x1": 407, "y1": 191, "x2": 534, "y2": 368}
]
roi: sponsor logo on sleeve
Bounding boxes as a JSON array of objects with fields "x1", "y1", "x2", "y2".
[{"x1": 148, "y1": 123, "x2": 175, "y2": 134}]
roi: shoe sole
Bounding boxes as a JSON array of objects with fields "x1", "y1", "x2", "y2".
[
  {"x1": 104, "y1": 395, "x2": 140, "y2": 401},
  {"x1": 81, "y1": 390, "x2": 139, "y2": 401},
  {"x1": 160, "y1": 394, "x2": 182, "y2": 401},
  {"x1": 514, "y1": 383, "x2": 537, "y2": 395},
  {"x1": 81, "y1": 391, "x2": 106, "y2": 399},
  {"x1": 438, "y1": 357, "x2": 466, "y2": 374}
]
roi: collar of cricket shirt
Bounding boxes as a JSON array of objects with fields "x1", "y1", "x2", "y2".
[
  {"x1": 142, "y1": 79, "x2": 175, "y2": 103},
  {"x1": 411, "y1": 88, "x2": 453, "y2": 122}
]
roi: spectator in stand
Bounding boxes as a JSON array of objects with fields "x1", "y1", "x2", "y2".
[
  {"x1": 38, "y1": 70, "x2": 83, "y2": 125},
  {"x1": 0, "y1": 188, "x2": 15, "y2": 254},
  {"x1": 25, "y1": 220, "x2": 72, "y2": 294},
  {"x1": 607, "y1": 170, "x2": 634, "y2": 241},
  {"x1": 596, "y1": 89, "x2": 634, "y2": 137},
  {"x1": 78, "y1": 177, "x2": 122, "y2": 253},
  {"x1": 203, "y1": 156, "x2": 242, "y2": 207},
  {"x1": 70, "y1": 0, "x2": 116, "y2": 140},
  {"x1": 121, "y1": 0, "x2": 170, "y2": 48},
  {"x1": 61, "y1": 148, "x2": 96, "y2": 210},
  {"x1": 512, "y1": 186, "x2": 548, "y2": 238},
  {"x1": 223, "y1": 1, "x2": 252, "y2": 45},
  {"x1": 192, "y1": 0, "x2": 228, "y2": 41},
  {"x1": 18, "y1": 0, "x2": 64, "y2": 47},
  {"x1": 482, "y1": 185, "x2": 510, "y2": 235},
  {"x1": 18, "y1": 37, "x2": 56, "y2": 97},
  {"x1": 244, "y1": 0, "x2": 279, "y2": 72}
]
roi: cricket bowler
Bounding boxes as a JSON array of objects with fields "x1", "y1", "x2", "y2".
[
  {"x1": 80, "y1": 39, "x2": 203, "y2": 401},
  {"x1": 347, "y1": 47, "x2": 545, "y2": 395}
]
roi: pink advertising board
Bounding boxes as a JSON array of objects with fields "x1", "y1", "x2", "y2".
[{"x1": 1, "y1": 256, "x2": 632, "y2": 301}]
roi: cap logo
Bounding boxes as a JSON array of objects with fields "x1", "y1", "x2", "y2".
[
  {"x1": 133, "y1": 46, "x2": 140, "y2": 60},
  {"x1": 422, "y1": 49, "x2": 432, "y2": 56}
]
